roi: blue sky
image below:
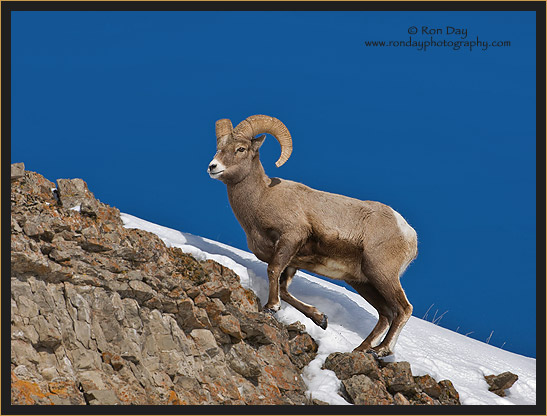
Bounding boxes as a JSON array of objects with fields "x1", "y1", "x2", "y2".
[{"x1": 11, "y1": 10, "x2": 537, "y2": 357}]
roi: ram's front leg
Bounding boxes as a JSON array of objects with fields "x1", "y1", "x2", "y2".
[
  {"x1": 262, "y1": 264, "x2": 283, "y2": 314},
  {"x1": 262, "y1": 234, "x2": 303, "y2": 314}
]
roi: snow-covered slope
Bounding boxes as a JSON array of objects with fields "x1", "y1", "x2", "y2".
[{"x1": 120, "y1": 213, "x2": 536, "y2": 405}]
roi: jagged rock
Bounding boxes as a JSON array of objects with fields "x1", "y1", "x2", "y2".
[
  {"x1": 227, "y1": 342, "x2": 262, "y2": 379},
  {"x1": 414, "y1": 374, "x2": 442, "y2": 398},
  {"x1": 381, "y1": 361, "x2": 419, "y2": 396},
  {"x1": 414, "y1": 391, "x2": 438, "y2": 405},
  {"x1": 258, "y1": 343, "x2": 307, "y2": 393},
  {"x1": 229, "y1": 286, "x2": 260, "y2": 313},
  {"x1": 30, "y1": 315, "x2": 62, "y2": 349},
  {"x1": 128, "y1": 280, "x2": 156, "y2": 302},
  {"x1": 56, "y1": 178, "x2": 95, "y2": 210},
  {"x1": 11, "y1": 162, "x2": 25, "y2": 180},
  {"x1": 393, "y1": 392, "x2": 411, "y2": 405},
  {"x1": 80, "y1": 200, "x2": 99, "y2": 218},
  {"x1": 23, "y1": 221, "x2": 45, "y2": 238},
  {"x1": 286, "y1": 321, "x2": 306, "y2": 336},
  {"x1": 438, "y1": 379, "x2": 461, "y2": 404},
  {"x1": 323, "y1": 351, "x2": 380, "y2": 380},
  {"x1": 49, "y1": 248, "x2": 71, "y2": 263},
  {"x1": 11, "y1": 165, "x2": 57, "y2": 204},
  {"x1": 176, "y1": 298, "x2": 210, "y2": 330},
  {"x1": 484, "y1": 371, "x2": 518, "y2": 397},
  {"x1": 342, "y1": 374, "x2": 394, "y2": 405},
  {"x1": 218, "y1": 314, "x2": 243, "y2": 340},
  {"x1": 189, "y1": 329, "x2": 221, "y2": 359},
  {"x1": 239, "y1": 312, "x2": 288, "y2": 349},
  {"x1": 288, "y1": 332, "x2": 318, "y2": 369},
  {"x1": 204, "y1": 298, "x2": 226, "y2": 323},
  {"x1": 85, "y1": 389, "x2": 121, "y2": 405},
  {"x1": 199, "y1": 280, "x2": 231, "y2": 303},
  {"x1": 102, "y1": 351, "x2": 124, "y2": 371}
]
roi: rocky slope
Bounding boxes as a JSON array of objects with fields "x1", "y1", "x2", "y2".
[
  {"x1": 10, "y1": 163, "x2": 463, "y2": 406},
  {"x1": 10, "y1": 164, "x2": 317, "y2": 405}
]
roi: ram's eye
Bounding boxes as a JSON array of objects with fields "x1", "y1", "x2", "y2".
[{"x1": 237, "y1": 147, "x2": 246, "y2": 153}]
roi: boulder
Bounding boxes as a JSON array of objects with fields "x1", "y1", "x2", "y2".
[
  {"x1": 56, "y1": 178, "x2": 95, "y2": 210},
  {"x1": 438, "y1": 379, "x2": 461, "y2": 404},
  {"x1": 381, "y1": 361, "x2": 419, "y2": 396},
  {"x1": 484, "y1": 371, "x2": 518, "y2": 397},
  {"x1": 11, "y1": 162, "x2": 25, "y2": 180},
  {"x1": 342, "y1": 374, "x2": 394, "y2": 405},
  {"x1": 323, "y1": 351, "x2": 380, "y2": 380},
  {"x1": 414, "y1": 374, "x2": 442, "y2": 398}
]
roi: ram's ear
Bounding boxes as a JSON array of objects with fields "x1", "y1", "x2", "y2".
[{"x1": 251, "y1": 135, "x2": 266, "y2": 151}]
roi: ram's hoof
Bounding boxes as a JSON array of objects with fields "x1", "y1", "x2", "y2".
[
  {"x1": 372, "y1": 347, "x2": 393, "y2": 358},
  {"x1": 262, "y1": 308, "x2": 277, "y2": 316},
  {"x1": 366, "y1": 349, "x2": 379, "y2": 360},
  {"x1": 314, "y1": 314, "x2": 328, "y2": 330}
]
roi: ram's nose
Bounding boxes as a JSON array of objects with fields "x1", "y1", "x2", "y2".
[{"x1": 208, "y1": 159, "x2": 225, "y2": 178}]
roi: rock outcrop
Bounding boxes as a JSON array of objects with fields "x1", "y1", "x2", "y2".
[
  {"x1": 10, "y1": 164, "x2": 317, "y2": 405},
  {"x1": 323, "y1": 352, "x2": 461, "y2": 405}
]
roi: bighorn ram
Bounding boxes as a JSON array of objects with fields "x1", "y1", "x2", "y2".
[{"x1": 208, "y1": 115, "x2": 417, "y2": 356}]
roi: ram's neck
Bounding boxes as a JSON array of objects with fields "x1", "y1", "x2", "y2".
[{"x1": 226, "y1": 159, "x2": 269, "y2": 228}]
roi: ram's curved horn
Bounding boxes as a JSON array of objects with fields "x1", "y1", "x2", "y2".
[
  {"x1": 233, "y1": 115, "x2": 293, "y2": 167},
  {"x1": 215, "y1": 119, "x2": 233, "y2": 145}
]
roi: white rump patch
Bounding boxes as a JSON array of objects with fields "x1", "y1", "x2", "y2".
[
  {"x1": 391, "y1": 208, "x2": 417, "y2": 278},
  {"x1": 391, "y1": 208, "x2": 415, "y2": 241}
]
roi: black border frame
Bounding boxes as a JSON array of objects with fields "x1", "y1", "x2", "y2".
[{"x1": 2, "y1": 1, "x2": 545, "y2": 415}]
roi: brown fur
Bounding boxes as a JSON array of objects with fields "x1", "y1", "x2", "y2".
[{"x1": 209, "y1": 135, "x2": 417, "y2": 356}]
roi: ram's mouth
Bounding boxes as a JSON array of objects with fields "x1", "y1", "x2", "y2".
[{"x1": 209, "y1": 170, "x2": 224, "y2": 178}]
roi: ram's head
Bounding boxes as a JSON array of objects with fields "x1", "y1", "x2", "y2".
[{"x1": 208, "y1": 115, "x2": 292, "y2": 184}]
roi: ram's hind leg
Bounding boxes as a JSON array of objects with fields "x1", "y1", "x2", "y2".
[
  {"x1": 371, "y1": 282, "x2": 412, "y2": 357},
  {"x1": 349, "y1": 281, "x2": 394, "y2": 353},
  {"x1": 279, "y1": 267, "x2": 328, "y2": 329}
]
